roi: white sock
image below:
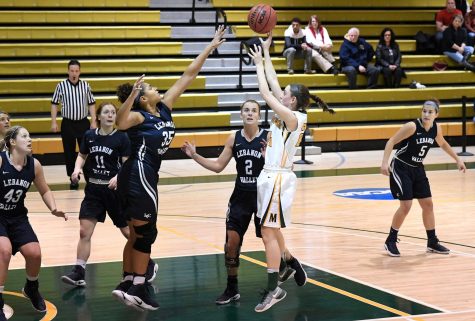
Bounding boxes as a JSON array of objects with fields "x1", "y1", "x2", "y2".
[
  {"x1": 133, "y1": 276, "x2": 146, "y2": 285},
  {"x1": 76, "y1": 259, "x2": 87, "y2": 269},
  {"x1": 26, "y1": 275, "x2": 38, "y2": 281},
  {"x1": 0, "y1": 285, "x2": 4, "y2": 293}
]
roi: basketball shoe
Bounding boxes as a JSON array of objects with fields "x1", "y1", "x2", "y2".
[
  {"x1": 145, "y1": 259, "x2": 158, "y2": 283},
  {"x1": 427, "y1": 238, "x2": 450, "y2": 254},
  {"x1": 111, "y1": 280, "x2": 133, "y2": 305},
  {"x1": 254, "y1": 287, "x2": 287, "y2": 312},
  {"x1": 124, "y1": 284, "x2": 159, "y2": 311},
  {"x1": 61, "y1": 265, "x2": 86, "y2": 287},
  {"x1": 215, "y1": 287, "x2": 240, "y2": 305},
  {"x1": 22, "y1": 280, "x2": 46, "y2": 312}
]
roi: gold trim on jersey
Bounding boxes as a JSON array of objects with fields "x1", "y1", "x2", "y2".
[
  {"x1": 280, "y1": 130, "x2": 290, "y2": 168},
  {"x1": 261, "y1": 173, "x2": 284, "y2": 228}
]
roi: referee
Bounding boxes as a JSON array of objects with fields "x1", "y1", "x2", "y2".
[{"x1": 51, "y1": 59, "x2": 96, "y2": 190}]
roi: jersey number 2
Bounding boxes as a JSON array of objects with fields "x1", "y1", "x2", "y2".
[{"x1": 245, "y1": 159, "x2": 253, "y2": 175}]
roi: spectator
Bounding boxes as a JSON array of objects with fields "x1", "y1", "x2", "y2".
[
  {"x1": 339, "y1": 27, "x2": 380, "y2": 89},
  {"x1": 282, "y1": 18, "x2": 313, "y2": 74},
  {"x1": 51, "y1": 60, "x2": 96, "y2": 190},
  {"x1": 464, "y1": 0, "x2": 475, "y2": 45},
  {"x1": 376, "y1": 28, "x2": 405, "y2": 88},
  {"x1": 455, "y1": 0, "x2": 468, "y2": 16},
  {"x1": 442, "y1": 14, "x2": 475, "y2": 71},
  {"x1": 436, "y1": 0, "x2": 463, "y2": 44},
  {"x1": 304, "y1": 15, "x2": 338, "y2": 75},
  {"x1": 0, "y1": 111, "x2": 10, "y2": 150}
]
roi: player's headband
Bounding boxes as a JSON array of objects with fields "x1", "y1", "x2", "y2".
[{"x1": 423, "y1": 100, "x2": 439, "y2": 112}]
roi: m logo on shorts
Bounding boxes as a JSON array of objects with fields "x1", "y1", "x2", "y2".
[
  {"x1": 144, "y1": 213, "x2": 152, "y2": 219},
  {"x1": 269, "y1": 213, "x2": 277, "y2": 223}
]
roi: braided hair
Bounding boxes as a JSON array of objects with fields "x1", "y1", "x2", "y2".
[{"x1": 289, "y1": 84, "x2": 335, "y2": 114}]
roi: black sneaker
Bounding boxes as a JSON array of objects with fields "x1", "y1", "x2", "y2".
[
  {"x1": 384, "y1": 240, "x2": 401, "y2": 257},
  {"x1": 289, "y1": 258, "x2": 307, "y2": 286},
  {"x1": 145, "y1": 259, "x2": 158, "y2": 283},
  {"x1": 124, "y1": 284, "x2": 159, "y2": 311},
  {"x1": 61, "y1": 265, "x2": 86, "y2": 287},
  {"x1": 22, "y1": 280, "x2": 46, "y2": 312},
  {"x1": 215, "y1": 287, "x2": 240, "y2": 305},
  {"x1": 0, "y1": 295, "x2": 6, "y2": 321},
  {"x1": 278, "y1": 265, "x2": 295, "y2": 285},
  {"x1": 427, "y1": 239, "x2": 450, "y2": 254},
  {"x1": 111, "y1": 280, "x2": 133, "y2": 305},
  {"x1": 254, "y1": 287, "x2": 287, "y2": 312}
]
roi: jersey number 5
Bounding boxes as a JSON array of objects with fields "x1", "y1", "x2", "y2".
[{"x1": 418, "y1": 145, "x2": 428, "y2": 157}]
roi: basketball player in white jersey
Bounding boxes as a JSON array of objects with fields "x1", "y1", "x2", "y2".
[{"x1": 248, "y1": 33, "x2": 334, "y2": 312}]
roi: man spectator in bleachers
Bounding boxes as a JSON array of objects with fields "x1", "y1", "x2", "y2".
[
  {"x1": 436, "y1": 0, "x2": 463, "y2": 45},
  {"x1": 465, "y1": 0, "x2": 475, "y2": 45},
  {"x1": 282, "y1": 17, "x2": 314, "y2": 74},
  {"x1": 339, "y1": 27, "x2": 380, "y2": 89}
]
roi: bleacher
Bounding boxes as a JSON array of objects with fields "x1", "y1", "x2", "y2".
[{"x1": 0, "y1": 0, "x2": 473, "y2": 160}]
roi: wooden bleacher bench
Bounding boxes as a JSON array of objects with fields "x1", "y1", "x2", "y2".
[
  {"x1": 233, "y1": 24, "x2": 434, "y2": 38},
  {"x1": 0, "y1": 76, "x2": 206, "y2": 95},
  {"x1": 0, "y1": 10, "x2": 161, "y2": 23},
  {"x1": 0, "y1": 0, "x2": 149, "y2": 7},
  {"x1": 29, "y1": 122, "x2": 474, "y2": 155},
  {"x1": 0, "y1": 42, "x2": 183, "y2": 58},
  {"x1": 211, "y1": 0, "x2": 442, "y2": 8},
  {"x1": 0, "y1": 26, "x2": 172, "y2": 40},
  {"x1": 224, "y1": 10, "x2": 436, "y2": 23}
]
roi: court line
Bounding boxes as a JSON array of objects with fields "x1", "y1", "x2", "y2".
[
  {"x1": 158, "y1": 223, "x2": 429, "y2": 321},
  {"x1": 3, "y1": 290, "x2": 57, "y2": 321},
  {"x1": 300, "y1": 260, "x2": 448, "y2": 313},
  {"x1": 354, "y1": 308, "x2": 475, "y2": 321}
]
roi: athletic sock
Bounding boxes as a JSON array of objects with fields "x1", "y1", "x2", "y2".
[
  {"x1": 26, "y1": 275, "x2": 38, "y2": 282},
  {"x1": 227, "y1": 275, "x2": 238, "y2": 291},
  {"x1": 76, "y1": 259, "x2": 87, "y2": 270},
  {"x1": 266, "y1": 269, "x2": 279, "y2": 291},
  {"x1": 388, "y1": 227, "x2": 399, "y2": 241},
  {"x1": 123, "y1": 271, "x2": 133, "y2": 282},
  {"x1": 132, "y1": 274, "x2": 146, "y2": 285},
  {"x1": 426, "y1": 229, "x2": 437, "y2": 242}
]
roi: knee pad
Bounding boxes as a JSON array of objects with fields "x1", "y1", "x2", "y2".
[
  {"x1": 133, "y1": 222, "x2": 157, "y2": 254},
  {"x1": 224, "y1": 243, "x2": 241, "y2": 268}
]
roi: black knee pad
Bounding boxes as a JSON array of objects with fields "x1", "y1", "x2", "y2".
[
  {"x1": 224, "y1": 243, "x2": 241, "y2": 268},
  {"x1": 133, "y1": 222, "x2": 157, "y2": 254}
]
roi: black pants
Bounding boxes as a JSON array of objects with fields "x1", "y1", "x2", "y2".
[
  {"x1": 341, "y1": 64, "x2": 380, "y2": 89},
  {"x1": 60, "y1": 118, "x2": 90, "y2": 177},
  {"x1": 381, "y1": 66, "x2": 403, "y2": 88}
]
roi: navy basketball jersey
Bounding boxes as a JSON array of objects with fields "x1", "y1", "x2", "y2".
[
  {"x1": 126, "y1": 102, "x2": 175, "y2": 172},
  {"x1": 80, "y1": 128, "x2": 131, "y2": 181},
  {"x1": 0, "y1": 152, "x2": 35, "y2": 217},
  {"x1": 233, "y1": 129, "x2": 267, "y2": 191},
  {"x1": 395, "y1": 119, "x2": 437, "y2": 167}
]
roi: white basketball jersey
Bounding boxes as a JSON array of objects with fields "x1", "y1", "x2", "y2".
[{"x1": 264, "y1": 111, "x2": 307, "y2": 169}]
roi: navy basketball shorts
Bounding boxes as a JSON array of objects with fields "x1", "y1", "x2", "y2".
[
  {"x1": 79, "y1": 183, "x2": 127, "y2": 228},
  {"x1": 0, "y1": 215, "x2": 39, "y2": 255},
  {"x1": 226, "y1": 187, "x2": 261, "y2": 240},
  {"x1": 390, "y1": 159, "x2": 432, "y2": 200},
  {"x1": 117, "y1": 159, "x2": 158, "y2": 222}
]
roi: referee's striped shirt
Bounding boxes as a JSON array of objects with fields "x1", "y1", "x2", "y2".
[{"x1": 51, "y1": 79, "x2": 95, "y2": 121}]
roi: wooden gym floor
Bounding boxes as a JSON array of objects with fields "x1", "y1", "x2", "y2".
[{"x1": 4, "y1": 147, "x2": 475, "y2": 321}]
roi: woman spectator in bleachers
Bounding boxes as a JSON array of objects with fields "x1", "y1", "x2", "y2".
[
  {"x1": 304, "y1": 15, "x2": 338, "y2": 75},
  {"x1": 376, "y1": 28, "x2": 405, "y2": 88},
  {"x1": 464, "y1": 0, "x2": 475, "y2": 46},
  {"x1": 0, "y1": 111, "x2": 11, "y2": 150},
  {"x1": 442, "y1": 14, "x2": 475, "y2": 71}
]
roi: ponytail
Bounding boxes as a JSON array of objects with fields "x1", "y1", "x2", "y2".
[{"x1": 309, "y1": 94, "x2": 335, "y2": 114}]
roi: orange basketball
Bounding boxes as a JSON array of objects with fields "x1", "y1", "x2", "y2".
[{"x1": 247, "y1": 4, "x2": 277, "y2": 34}]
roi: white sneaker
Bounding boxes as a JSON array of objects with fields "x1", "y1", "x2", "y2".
[{"x1": 254, "y1": 287, "x2": 287, "y2": 312}]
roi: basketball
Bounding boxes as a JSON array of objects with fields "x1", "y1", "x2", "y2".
[{"x1": 247, "y1": 4, "x2": 277, "y2": 34}]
